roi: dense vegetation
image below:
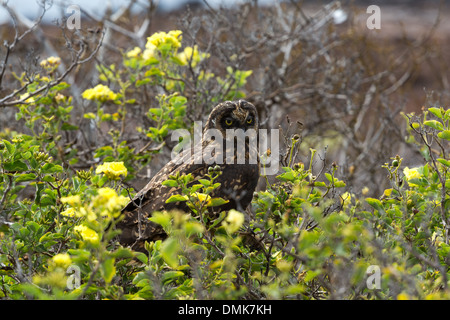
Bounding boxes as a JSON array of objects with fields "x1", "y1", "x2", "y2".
[{"x1": 0, "y1": 0, "x2": 449, "y2": 299}]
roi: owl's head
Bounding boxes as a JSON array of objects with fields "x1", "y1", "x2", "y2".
[{"x1": 205, "y1": 100, "x2": 258, "y2": 135}]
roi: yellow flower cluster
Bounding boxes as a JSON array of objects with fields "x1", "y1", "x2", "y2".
[
  {"x1": 52, "y1": 253, "x2": 72, "y2": 269},
  {"x1": 147, "y1": 30, "x2": 182, "y2": 49},
  {"x1": 143, "y1": 30, "x2": 182, "y2": 61},
  {"x1": 96, "y1": 161, "x2": 128, "y2": 180},
  {"x1": 94, "y1": 187, "x2": 128, "y2": 217},
  {"x1": 61, "y1": 187, "x2": 127, "y2": 221},
  {"x1": 403, "y1": 167, "x2": 421, "y2": 187},
  {"x1": 193, "y1": 193, "x2": 211, "y2": 207},
  {"x1": 40, "y1": 56, "x2": 61, "y2": 68},
  {"x1": 74, "y1": 225, "x2": 100, "y2": 245},
  {"x1": 177, "y1": 45, "x2": 210, "y2": 68},
  {"x1": 82, "y1": 84, "x2": 118, "y2": 102},
  {"x1": 223, "y1": 209, "x2": 245, "y2": 234},
  {"x1": 126, "y1": 46, "x2": 142, "y2": 58},
  {"x1": 61, "y1": 187, "x2": 128, "y2": 247}
]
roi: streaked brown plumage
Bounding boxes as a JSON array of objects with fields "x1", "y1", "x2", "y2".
[{"x1": 117, "y1": 100, "x2": 260, "y2": 252}]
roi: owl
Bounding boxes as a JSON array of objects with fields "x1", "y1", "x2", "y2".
[{"x1": 117, "y1": 100, "x2": 260, "y2": 252}]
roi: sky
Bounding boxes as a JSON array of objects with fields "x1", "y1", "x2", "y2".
[{"x1": 0, "y1": 0, "x2": 278, "y2": 24}]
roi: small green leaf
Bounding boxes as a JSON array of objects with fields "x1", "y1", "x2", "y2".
[
  {"x1": 41, "y1": 163, "x2": 63, "y2": 174},
  {"x1": 165, "y1": 194, "x2": 188, "y2": 203},
  {"x1": 4, "y1": 160, "x2": 28, "y2": 172},
  {"x1": 198, "y1": 179, "x2": 211, "y2": 187},
  {"x1": 437, "y1": 130, "x2": 450, "y2": 141},
  {"x1": 162, "y1": 179, "x2": 178, "y2": 187},
  {"x1": 2, "y1": 140, "x2": 14, "y2": 155},
  {"x1": 314, "y1": 181, "x2": 327, "y2": 187},
  {"x1": 366, "y1": 198, "x2": 383, "y2": 211},
  {"x1": 61, "y1": 122, "x2": 79, "y2": 130},
  {"x1": 136, "y1": 78, "x2": 151, "y2": 87},
  {"x1": 83, "y1": 112, "x2": 96, "y2": 119},
  {"x1": 208, "y1": 197, "x2": 229, "y2": 207},
  {"x1": 100, "y1": 257, "x2": 116, "y2": 284},
  {"x1": 428, "y1": 107, "x2": 443, "y2": 119},
  {"x1": 148, "y1": 108, "x2": 162, "y2": 117},
  {"x1": 161, "y1": 237, "x2": 180, "y2": 268},
  {"x1": 437, "y1": 158, "x2": 450, "y2": 167},
  {"x1": 334, "y1": 181, "x2": 346, "y2": 188},
  {"x1": 149, "y1": 212, "x2": 172, "y2": 230},
  {"x1": 424, "y1": 120, "x2": 443, "y2": 131},
  {"x1": 161, "y1": 271, "x2": 184, "y2": 285},
  {"x1": 15, "y1": 173, "x2": 37, "y2": 183}
]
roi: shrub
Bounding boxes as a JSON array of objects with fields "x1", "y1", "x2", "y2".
[{"x1": 0, "y1": 1, "x2": 449, "y2": 300}]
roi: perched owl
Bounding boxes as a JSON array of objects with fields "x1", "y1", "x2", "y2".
[{"x1": 117, "y1": 100, "x2": 260, "y2": 252}]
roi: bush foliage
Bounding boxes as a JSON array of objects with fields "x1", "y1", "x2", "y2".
[{"x1": 0, "y1": 1, "x2": 449, "y2": 300}]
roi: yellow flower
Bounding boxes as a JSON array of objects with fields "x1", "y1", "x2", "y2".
[
  {"x1": 94, "y1": 187, "x2": 128, "y2": 217},
  {"x1": 403, "y1": 167, "x2": 421, "y2": 187},
  {"x1": 61, "y1": 207, "x2": 77, "y2": 217},
  {"x1": 147, "y1": 30, "x2": 182, "y2": 49},
  {"x1": 95, "y1": 161, "x2": 127, "y2": 180},
  {"x1": 52, "y1": 253, "x2": 72, "y2": 269},
  {"x1": 61, "y1": 195, "x2": 81, "y2": 207},
  {"x1": 74, "y1": 225, "x2": 99, "y2": 244},
  {"x1": 223, "y1": 209, "x2": 245, "y2": 234},
  {"x1": 40, "y1": 56, "x2": 61, "y2": 68},
  {"x1": 177, "y1": 45, "x2": 209, "y2": 67},
  {"x1": 143, "y1": 43, "x2": 157, "y2": 61},
  {"x1": 362, "y1": 186, "x2": 369, "y2": 196},
  {"x1": 193, "y1": 193, "x2": 211, "y2": 207},
  {"x1": 126, "y1": 46, "x2": 142, "y2": 58},
  {"x1": 82, "y1": 84, "x2": 118, "y2": 102},
  {"x1": 397, "y1": 293, "x2": 411, "y2": 300},
  {"x1": 19, "y1": 93, "x2": 35, "y2": 104}
]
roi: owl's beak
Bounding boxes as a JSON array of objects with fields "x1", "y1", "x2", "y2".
[{"x1": 232, "y1": 104, "x2": 249, "y2": 124}]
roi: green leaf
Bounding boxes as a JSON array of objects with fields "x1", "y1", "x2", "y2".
[
  {"x1": 161, "y1": 271, "x2": 184, "y2": 285},
  {"x1": 162, "y1": 179, "x2": 178, "y2": 187},
  {"x1": 198, "y1": 179, "x2": 211, "y2": 187},
  {"x1": 100, "y1": 257, "x2": 116, "y2": 284},
  {"x1": 208, "y1": 197, "x2": 229, "y2": 207},
  {"x1": 61, "y1": 122, "x2": 79, "y2": 130},
  {"x1": 165, "y1": 194, "x2": 188, "y2": 203},
  {"x1": 149, "y1": 212, "x2": 172, "y2": 230},
  {"x1": 334, "y1": 180, "x2": 346, "y2": 188},
  {"x1": 84, "y1": 112, "x2": 96, "y2": 119},
  {"x1": 161, "y1": 237, "x2": 180, "y2": 268},
  {"x1": 135, "y1": 252, "x2": 148, "y2": 264},
  {"x1": 15, "y1": 173, "x2": 37, "y2": 183},
  {"x1": 4, "y1": 160, "x2": 28, "y2": 172},
  {"x1": 41, "y1": 163, "x2": 63, "y2": 174},
  {"x1": 437, "y1": 130, "x2": 450, "y2": 141},
  {"x1": 365, "y1": 198, "x2": 383, "y2": 211},
  {"x1": 424, "y1": 120, "x2": 444, "y2": 131},
  {"x1": 2, "y1": 139, "x2": 14, "y2": 155},
  {"x1": 314, "y1": 181, "x2": 327, "y2": 187},
  {"x1": 428, "y1": 107, "x2": 443, "y2": 119},
  {"x1": 437, "y1": 158, "x2": 450, "y2": 167},
  {"x1": 276, "y1": 171, "x2": 296, "y2": 182},
  {"x1": 136, "y1": 78, "x2": 151, "y2": 87}
]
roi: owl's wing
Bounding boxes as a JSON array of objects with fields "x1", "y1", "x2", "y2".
[{"x1": 116, "y1": 149, "x2": 211, "y2": 251}]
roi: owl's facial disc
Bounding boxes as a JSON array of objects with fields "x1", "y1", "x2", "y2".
[
  {"x1": 221, "y1": 110, "x2": 255, "y2": 131},
  {"x1": 205, "y1": 99, "x2": 258, "y2": 133}
]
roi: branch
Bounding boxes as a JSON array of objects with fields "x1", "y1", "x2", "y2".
[{"x1": 0, "y1": 29, "x2": 105, "y2": 107}]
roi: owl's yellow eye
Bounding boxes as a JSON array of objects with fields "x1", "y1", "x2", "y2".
[
  {"x1": 225, "y1": 119, "x2": 233, "y2": 126},
  {"x1": 246, "y1": 117, "x2": 253, "y2": 124}
]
